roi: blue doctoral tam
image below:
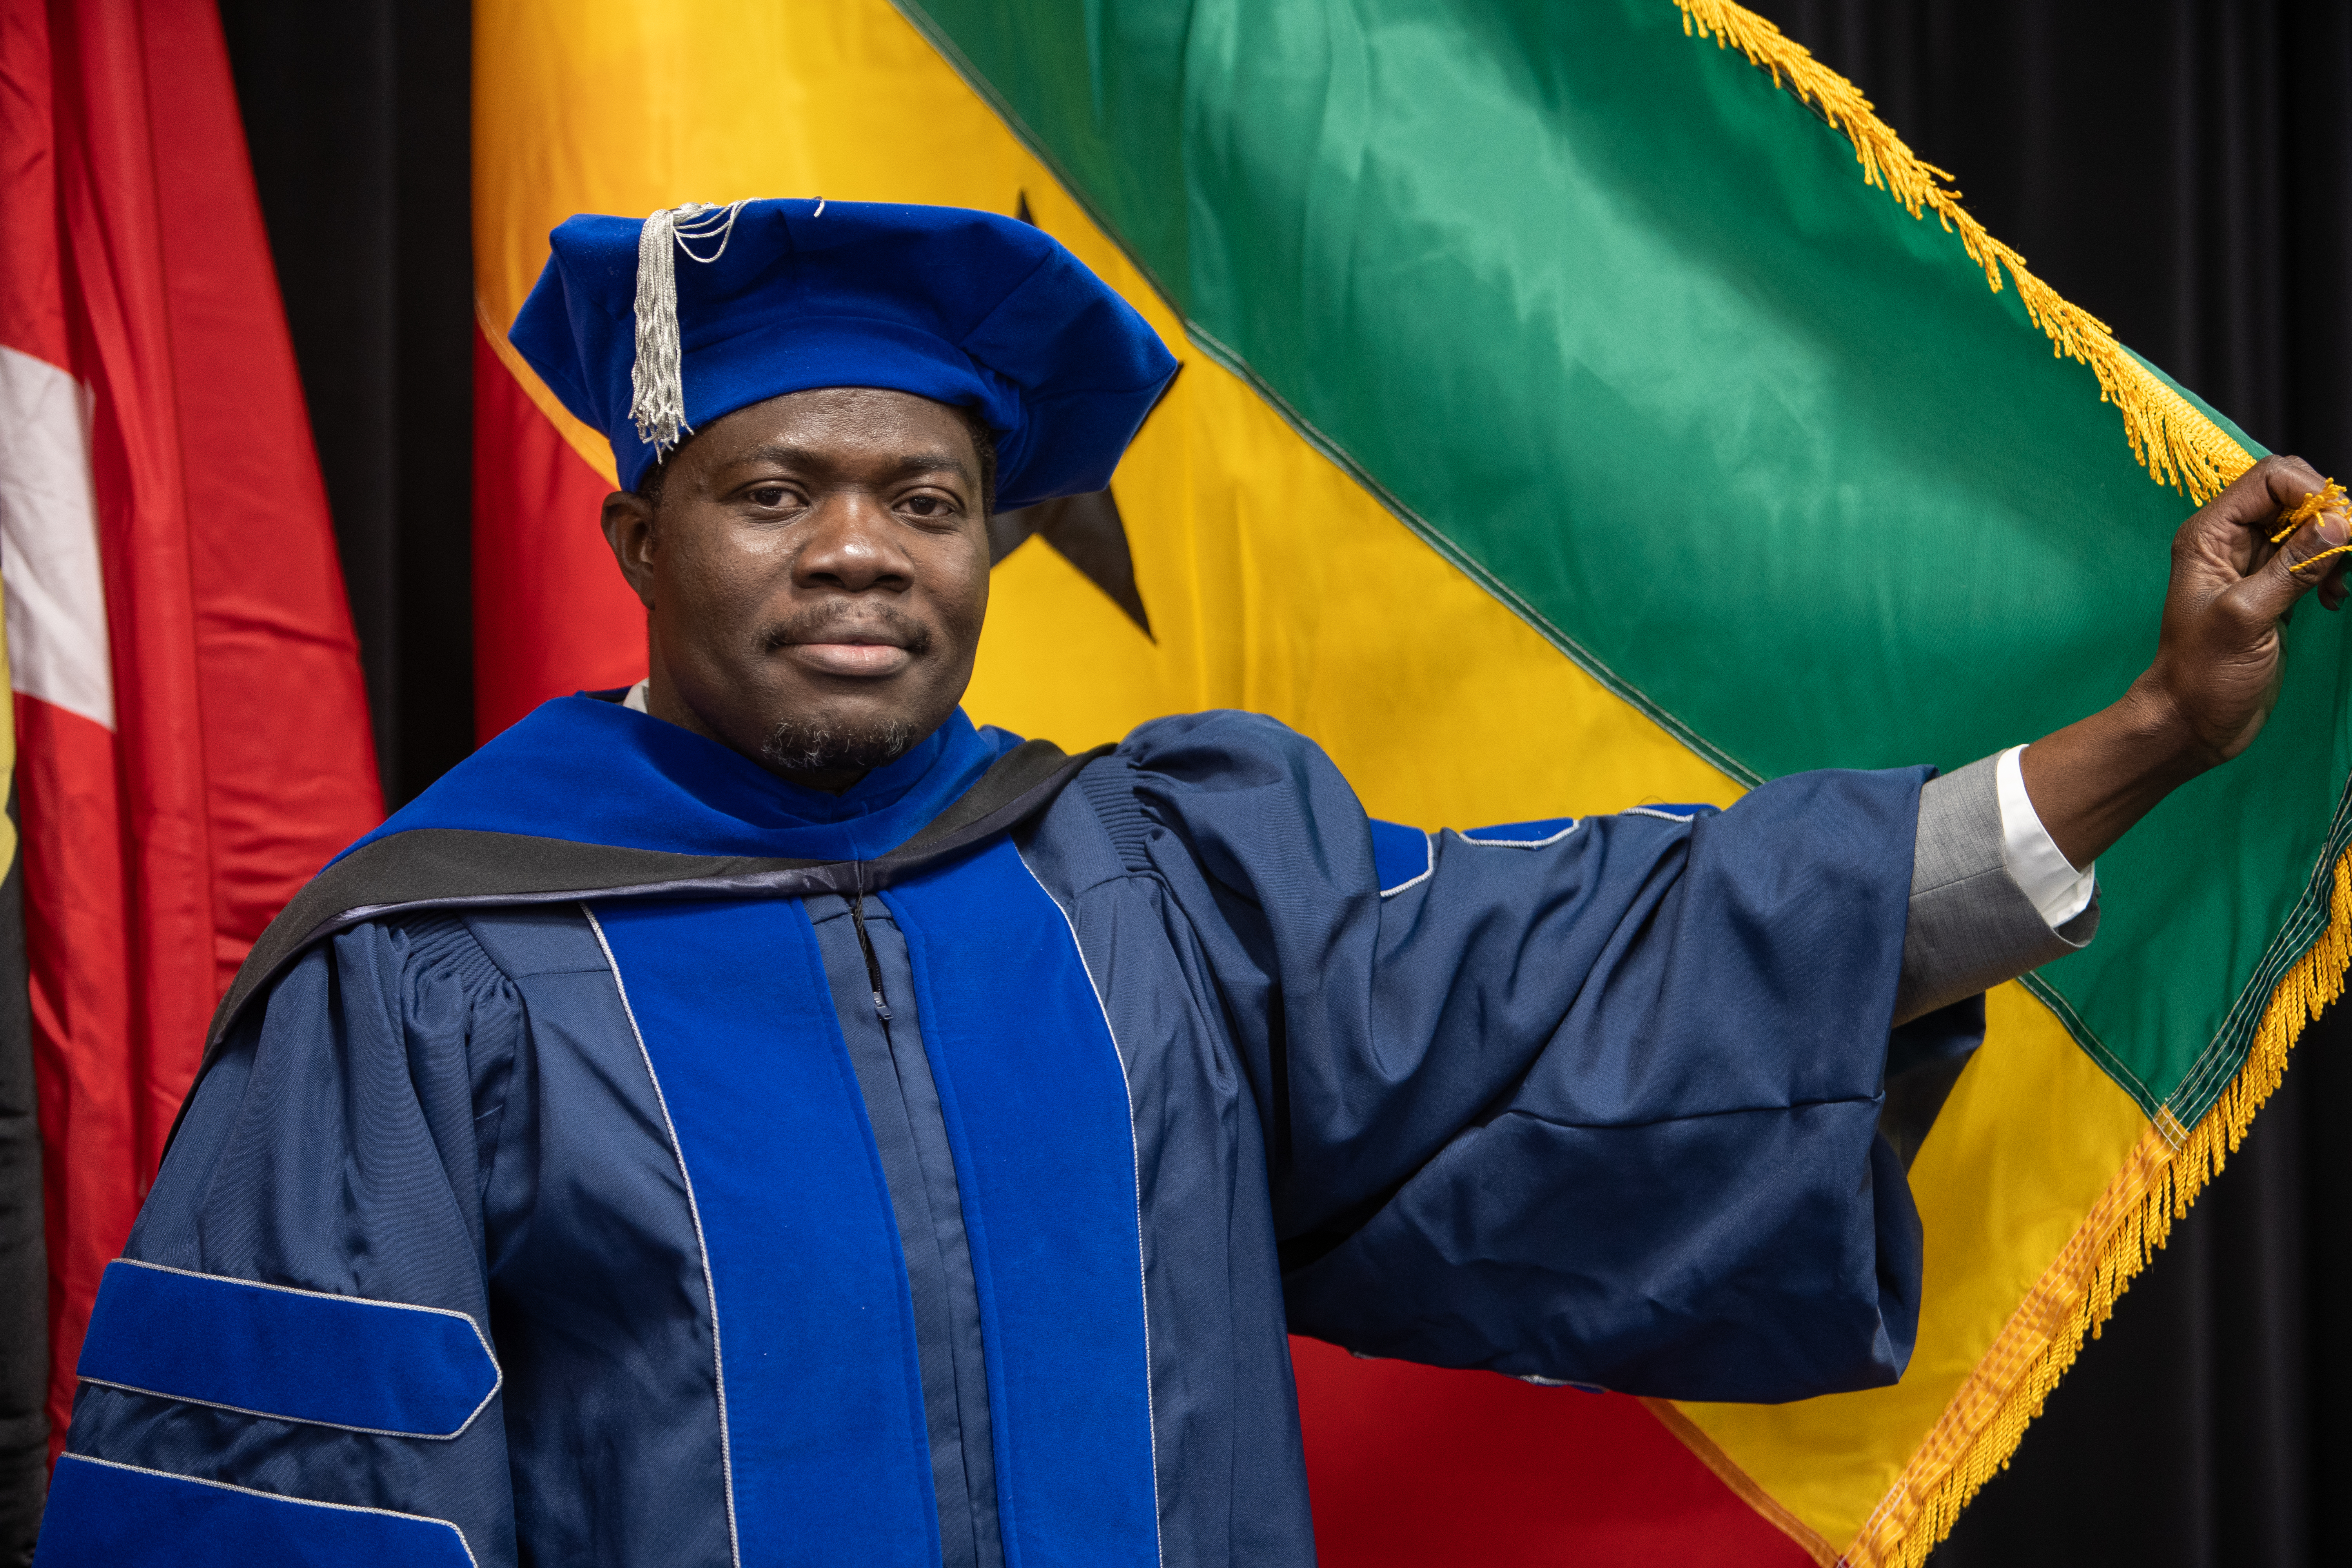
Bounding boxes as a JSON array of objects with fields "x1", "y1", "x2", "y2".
[{"x1": 509, "y1": 198, "x2": 1178, "y2": 506}]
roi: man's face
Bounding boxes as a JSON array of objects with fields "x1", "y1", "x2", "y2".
[{"x1": 601, "y1": 387, "x2": 991, "y2": 790}]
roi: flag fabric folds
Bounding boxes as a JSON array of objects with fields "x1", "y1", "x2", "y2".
[
  {"x1": 472, "y1": 2, "x2": 2338, "y2": 1562},
  {"x1": 0, "y1": 0, "x2": 383, "y2": 1498}
]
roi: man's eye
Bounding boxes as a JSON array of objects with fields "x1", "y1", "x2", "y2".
[
  {"x1": 902, "y1": 494, "x2": 955, "y2": 518},
  {"x1": 746, "y1": 485, "x2": 793, "y2": 508}
]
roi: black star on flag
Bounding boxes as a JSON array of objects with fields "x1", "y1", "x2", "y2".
[
  {"x1": 988, "y1": 487, "x2": 1154, "y2": 638},
  {"x1": 990, "y1": 192, "x2": 1164, "y2": 641}
]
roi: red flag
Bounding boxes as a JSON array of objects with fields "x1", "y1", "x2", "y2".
[
  {"x1": 1292, "y1": 1341, "x2": 1814, "y2": 1566},
  {"x1": 0, "y1": 0, "x2": 383, "y2": 1448},
  {"x1": 471, "y1": 323, "x2": 639, "y2": 742}
]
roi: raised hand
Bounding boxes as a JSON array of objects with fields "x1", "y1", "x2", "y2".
[{"x1": 2018, "y1": 454, "x2": 2348, "y2": 869}]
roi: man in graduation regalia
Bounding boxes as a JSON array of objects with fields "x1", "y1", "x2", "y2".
[{"x1": 33, "y1": 200, "x2": 2351, "y2": 1568}]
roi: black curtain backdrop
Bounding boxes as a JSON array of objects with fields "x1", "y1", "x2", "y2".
[
  {"x1": 212, "y1": 4, "x2": 2348, "y2": 1564},
  {"x1": 217, "y1": 0, "x2": 474, "y2": 809}
]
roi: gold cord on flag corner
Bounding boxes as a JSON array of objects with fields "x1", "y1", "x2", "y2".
[{"x1": 2272, "y1": 479, "x2": 2352, "y2": 574}]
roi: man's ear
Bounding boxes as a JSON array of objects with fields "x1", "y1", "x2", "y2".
[{"x1": 601, "y1": 490, "x2": 659, "y2": 610}]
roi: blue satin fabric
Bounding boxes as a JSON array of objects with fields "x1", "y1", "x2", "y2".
[
  {"x1": 45, "y1": 701, "x2": 1931, "y2": 1568},
  {"x1": 1089, "y1": 712, "x2": 1923, "y2": 1401}
]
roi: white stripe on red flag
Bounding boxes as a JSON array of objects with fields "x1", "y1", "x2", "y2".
[{"x1": 0, "y1": 344, "x2": 114, "y2": 730}]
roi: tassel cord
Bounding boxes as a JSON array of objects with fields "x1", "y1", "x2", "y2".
[{"x1": 629, "y1": 199, "x2": 748, "y2": 456}]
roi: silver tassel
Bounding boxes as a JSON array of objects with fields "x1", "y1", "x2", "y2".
[{"x1": 629, "y1": 200, "x2": 746, "y2": 455}]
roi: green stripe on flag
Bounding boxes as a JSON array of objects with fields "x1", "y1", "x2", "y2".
[{"x1": 898, "y1": 0, "x2": 2352, "y2": 1122}]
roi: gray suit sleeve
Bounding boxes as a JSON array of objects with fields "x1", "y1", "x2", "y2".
[{"x1": 1897, "y1": 754, "x2": 2098, "y2": 1025}]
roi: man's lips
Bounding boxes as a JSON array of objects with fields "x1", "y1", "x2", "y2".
[{"x1": 781, "y1": 639, "x2": 914, "y2": 678}]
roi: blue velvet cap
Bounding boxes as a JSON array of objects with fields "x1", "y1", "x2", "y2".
[{"x1": 508, "y1": 198, "x2": 1179, "y2": 506}]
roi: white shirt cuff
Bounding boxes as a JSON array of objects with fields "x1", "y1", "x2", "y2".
[{"x1": 1995, "y1": 744, "x2": 2096, "y2": 929}]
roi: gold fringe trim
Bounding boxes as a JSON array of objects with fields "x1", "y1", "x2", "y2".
[
  {"x1": 1833, "y1": 848, "x2": 2352, "y2": 1568},
  {"x1": 1671, "y1": 0, "x2": 2255, "y2": 503}
]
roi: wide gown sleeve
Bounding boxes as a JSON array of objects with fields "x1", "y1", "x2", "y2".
[
  {"x1": 1120, "y1": 711, "x2": 1927, "y2": 1403},
  {"x1": 34, "y1": 920, "x2": 526, "y2": 1567}
]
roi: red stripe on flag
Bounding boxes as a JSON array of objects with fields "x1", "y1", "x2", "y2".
[
  {"x1": 6, "y1": 0, "x2": 381, "y2": 1447},
  {"x1": 50, "y1": 0, "x2": 234, "y2": 1151},
  {"x1": 473, "y1": 327, "x2": 645, "y2": 741},
  {"x1": 141, "y1": 0, "x2": 380, "y2": 995},
  {"x1": 1292, "y1": 1338, "x2": 1815, "y2": 1566},
  {"x1": 0, "y1": 6, "x2": 66, "y2": 370}
]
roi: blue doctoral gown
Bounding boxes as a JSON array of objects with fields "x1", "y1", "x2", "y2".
[{"x1": 36, "y1": 697, "x2": 1927, "y2": 1568}]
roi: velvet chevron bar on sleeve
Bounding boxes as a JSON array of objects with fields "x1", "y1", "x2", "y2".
[{"x1": 470, "y1": 2, "x2": 2347, "y2": 1563}]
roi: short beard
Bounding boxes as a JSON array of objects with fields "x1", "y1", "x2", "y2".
[{"x1": 759, "y1": 714, "x2": 922, "y2": 777}]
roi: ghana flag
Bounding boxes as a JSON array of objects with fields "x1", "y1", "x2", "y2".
[{"x1": 470, "y1": 2, "x2": 2345, "y2": 1562}]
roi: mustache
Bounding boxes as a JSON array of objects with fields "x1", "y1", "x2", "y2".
[{"x1": 761, "y1": 606, "x2": 933, "y2": 657}]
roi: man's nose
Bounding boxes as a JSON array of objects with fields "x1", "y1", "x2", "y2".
[{"x1": 794, "y1": 494, "x2": 912, "y2": 592}]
